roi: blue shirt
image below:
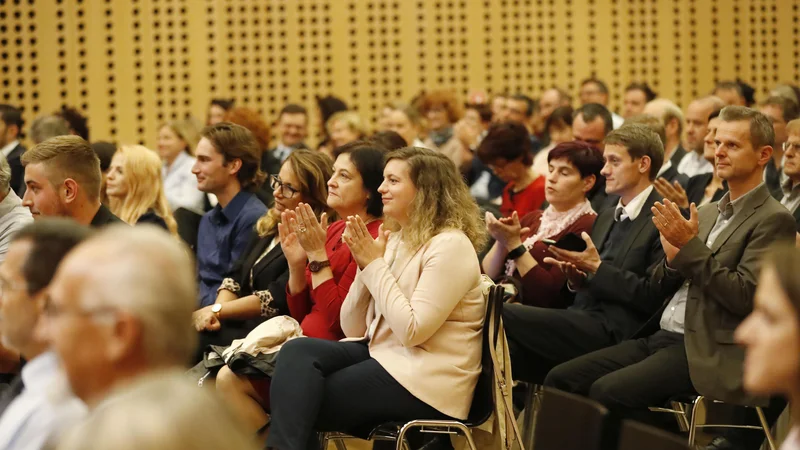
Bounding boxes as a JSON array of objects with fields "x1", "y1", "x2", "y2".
[{"x1": 197, "y1": 191, "x2": 267, "y2": 307}]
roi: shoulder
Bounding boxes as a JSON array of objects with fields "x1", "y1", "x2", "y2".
[
  {"x1": 758, "y1": 197, "x2": 796, "y2": 227},
  {"x1": 326, "y1": 220, "x2": 347, "y2": 239},
  {"x1": 426, "y1": 229, "x2": 475, "y2": 254},
  {"x1": 573, "y1": 212, "x2": 597, "y2": 229},
  {"x1": 520, "y1": 209, "x2": 543, "y2": 228},
  {"x1": 136, "y1": 211, "x2": 168, "y2": 229}
]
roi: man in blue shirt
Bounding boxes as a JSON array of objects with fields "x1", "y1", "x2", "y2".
[{"x1": 193, "y1": 123, "x2": 267, "y2": 307}]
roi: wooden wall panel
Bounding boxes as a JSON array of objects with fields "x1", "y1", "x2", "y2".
[{"x1": 1, "y1": 0, "x2": 799, "y2": 149}]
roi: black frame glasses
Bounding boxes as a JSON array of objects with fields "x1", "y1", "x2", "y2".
[{"x1": 269, "y1": 175, "x2": 300, "y2": 198}]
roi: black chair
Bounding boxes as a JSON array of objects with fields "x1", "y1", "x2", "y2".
[
  {"x1": 173, "y1": 207, "x2": 203, "y2": 253},
  {"x1": 617, "y1": 420, "x2": 689, "y2": 450},
  {"x1": 532, "y1": 387, "x2": 611, "y2": 450},
  {"x1": 322, "y1": 284, "x2": 505, "y2": 450}
]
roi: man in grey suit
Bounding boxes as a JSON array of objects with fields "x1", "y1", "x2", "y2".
[{"x1": 545, "y1": 107, "x2": 795, "y2": 429}]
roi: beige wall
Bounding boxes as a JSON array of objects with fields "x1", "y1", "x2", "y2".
[{"x1": 1, "y1": 0, "x2": 798, "y2": 149}]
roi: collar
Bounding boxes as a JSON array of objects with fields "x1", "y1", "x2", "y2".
[
  {"x1": 21, "y1": 351, "x2": 61, "y2": 391},
  {"x1": 0, "y1": 190, "x2": 22, "y2": 217},
  {"x1": 615, "y1": 185, "x2": 654, "y2": 222},
  {"x1": 214, "y1": 191, "x2": 252, "y2": 222},
  {"x1": 717, "y1": 183, "x2": 764, "y2": 220},
  {"x1": 781, "y1": 177, "x2": 800, "y2": 198},
  {"x1": 0, "y1": 140, "x2": 19, "y2": 158},
  {"x1": 657, "y1": 160, "x2": 673, "y2": 177}
]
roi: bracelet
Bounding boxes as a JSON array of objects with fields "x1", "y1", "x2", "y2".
[
  {"x1": 255, "y1": 290, "x2": 279, "y2": 318},
  {"x1": 507, "y1": 245, "x2": 527, "y2": 260},
  {"x1": 217, "y1": 278, "x2": 241, "y2": 294}
]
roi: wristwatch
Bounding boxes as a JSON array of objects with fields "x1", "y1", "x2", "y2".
[
  {"x1": 309, "y1": 260, "x2": 331, "y2": 273},
  {"x1": 211, "y1": 303, "x2": 222, "y2": 318}
]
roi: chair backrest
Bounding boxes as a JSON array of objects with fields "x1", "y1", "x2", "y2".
[
  {"x1": 617, "y1": 420, "x2": 688, "y2": 450},
  {"x1": 173, "y1": 207, "x2": 203, "y2": 252},
  {"x1": 533, "y1": 387, "x2": 610, "y2": 450},
  {"x1": 464, "y1": 284, "x2": 505, "y2": 426}
]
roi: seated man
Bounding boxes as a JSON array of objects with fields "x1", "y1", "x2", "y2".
[
  {"x1": 0, "y1": 219, "x2": 91, "y2": 449},
  {"x1": 503, "y1": 123, "x2": 671, "y2": 384},
  {"x1": 780, "y1": 118, "x2": 800, "y2": 229},
  {"x1": 193, "y1": 123, "x2": 267, "y2": 307},
  {"x1": 625, "y1": 114, "x2": 688, "y2": 187},
  {"x1": 44, "y1": 226, "x2": 197, "y2": 409},
  {"x1": 0, "y1": 155, "x2": 32, "y2": 264},
  {"x1": 21, "y1": 135, "x2": 122, "y2": 227},
  {"x1": 545, "y1": 107, "x2": 795, "y2": 430}
]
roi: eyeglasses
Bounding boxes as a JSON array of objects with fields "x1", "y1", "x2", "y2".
[
  {"x1": 783, "y1": 142, "x2": 800, "y2": 153},
  {"x1": 269, "y1": 175, "x2": 299, "y2": 198}
]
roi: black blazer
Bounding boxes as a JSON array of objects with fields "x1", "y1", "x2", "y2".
[
  {"x1": 659, "y1": 164, "x2": 689, "y2": 188},
  {"x1": 136, "y1": 210, "x2": 169, "y2": 230},
  {"x1": 571, "y1": 188, "x2": 671, "y2": 341},
  {"x1": 90, "y1": 204, "x2": 124, "y2": 228},
  {"x1": 669, "y1": 145, "x2": 687, "y2": 168},
  {"x1": 6, "y1": 143, "x2": 26, "y2": 196},
  {"x1": 685, "y1": 173, "x2": 728, "y2": 207}
]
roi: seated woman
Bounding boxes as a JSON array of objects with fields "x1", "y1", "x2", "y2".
[
  {"x1": 215, "y1": 143, "x2": 386, "y2": 433},
  {"x1": 477, "y1": 121, "x2": 546, "y2": 218},
  {"x1": 105, "y1": 145, "x2": 178, "y2": 235},
  {"x1": 265, "y1": 147, "x2": 487, "y2": 450},
  {"x1": 417, "y1": 89, "x2": 463, "y2": 148},
  {"x1": 158, "y1": 119, "x2": 207, "y2": 215},
  {"x1": 482, "y1": 141, "x2": 603, "y2": 308},
  {"x1": 532, "y1": 106, "x2": 574, "y2": 178},
  {"x1": 385, "y1": 102, "x2": 427, "y2": 148},
  {"x1": 326, "y1": 111, "x2": 369, "y2": 151},
  {"x1": 191, "y1": 150, "x2": 335, "y2": 358}
]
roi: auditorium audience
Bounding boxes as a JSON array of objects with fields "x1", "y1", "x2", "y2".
[
  {"x1": 105, "y1": 145, "x2": 178, "y2": 234},
  {"x1": 194, "y1": 123, "x2": 267, "y2": 307},
  {"x1": 482, "y1": 141, "x2": 602, "y2": 308},
  {"x1": 505, "y1": 94, "x2": 542, "y2": 151},
  {"x1": 491, "y1": 93, "x2": 510, "y2": 122},
  {"x1": 44, "y1": 226, "x2": 197, "y2": 408},
  {"x1": 503, "y1": 123, "x2": 668, "y2": 384},
  {"x1": 779, "y1": 119, "x2": 800, "y2": 229},
  {"x1": 222, "y1": 106, "x2": 275, "y2": 205},
  {"x1": 158, "y1": 118, "x2": 206, "y2": 214},
  {"x1": 326, "y1": 111, "x2": 369, "y2": 151},
  {"x1": 623, "y1": 83, "x2": 657, "y2": 119},
  {"x1": 192, "y1": 150, "x2": 334, "y2": 357},
  {"x1": 714, "y1": 80, "x2": 755, "y2": 107},
  {"x1": 545, "y1": 108, "x2": 795, "y2": 434},
  {"x1": 478, "y1": 121, "x2": 546, "y2": 217},
  {"x1": 29, "y1": 115, "x2": 70, "y2": 145},
  {"x1": 533, "y1": 106, "x2": 574, "y2": 177},
  {"x1": 438, "y1": 102, "x2": 491, "y2": 175},
  {"x1": 385, "y1": 102, "x2": 425, "y2": 148},
  {"x1": 271, "y1": 104, "x2": 310, "y2": 162},
  {"x1": 417, "y1": 90, "x2": 463, "y2": 148},
  {"x1": 626, "y1": 114, "x2": 688, "y2": 187},
  {"x1": 21, "y1": 135, "x2": 123, "y2": 227},
  {"x1": 208, "y1": 98, "x2": 235, "y2": 126},
  {"x1": 759, "y1": 96, "x2": 800, "y2": 199},
  {"x1": 56, "y1": 106, "x2": 90, "y2": 141},
  {"x1": 266, "y1": 147, "x2": 486, "y2": 450},
  {"x1": 368, "y1": 130, "x2": 408, "y2": 153},
  {"x1": 643, "y1": 98, "x2": 687, "y2": 168},
  {"x1": 0, "y1": 155, "x2": 31, "y2": 263},
  {"x1": 572, "y1": 103, "x2": 613, "y2": 146},
  {"x1": 214, "y1": 143, "x2": 385, "y2": 433},
  {"x1": 537, "y1": 88, "x2": 573, "y2": 133},
  {"x1": 0, "y1": 105, "x2": 26, "y2": 196},
  {"x1": 579, "y1": 78, "x2": 624, "y2": 129},
  {"x1": 0, "y1": 219, "x2": 90, "y2": 450},
  {"x1": 676, "y1": 96, "x2": 726, "y2": 177}
]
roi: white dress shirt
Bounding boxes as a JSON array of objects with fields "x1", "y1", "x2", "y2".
[
  {"x1": 781, "y1": 178, "x2": 800, "y2": 215},
  {"x1": 614, "y1": 185, "x2": 654, "y2": 222},
  {"x1": 0, "y1": 352, "x2": 86, "y2": 450},
  {"x1": 677, "y1": 151, "x2": 714, "y2": 178},
  {"x1": 162, "y1": 151, "x2": 206, "y2": 215},
  {"x1": 782, "y1": 428, "x2": 800, "y2": 450},
  {"x1": 611, "y1": 112, "x2": 624, "y2": 130},
  {"x1": 0, "y1": 190, "x2": 32, "y2": 265},
  {"x1": 0, "y1": 141, "x2": 19, "y2": 159}
]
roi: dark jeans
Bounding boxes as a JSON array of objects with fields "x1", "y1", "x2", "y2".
[{"x1": 267, "y1": 338, "x2": 450, "y2": 450}]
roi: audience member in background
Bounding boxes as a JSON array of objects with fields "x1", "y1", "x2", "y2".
[
  {"x1": 29, "y1": 115, "x2": 70, "y2": 145},
  {"x1": 506, "y1": 94, "x2": 543, "y2": 151},
  {"x1": 677, "y1": 96, "x2": 726, "y2": 177},
  {"x1": 657, "y1": 110, "x2": 728, "y2": 211},
  {"x1": 536, "y1": 88, "x2": 572, "y2": 136},
  {"x1": 759, "y1": 96, "x2": 800, "y2": 199},
  {"x1": 439, "y1": 102, "x2": 491, "y2": 174},
  {"x1": 105, "y1": 145, "x2": 178, "y2": 234},
  {"x1": 0, "y1": 155, "x2": 32, "y2": 263},
  {"x1": 492, "y1": 93, "x2": 509, "y2": 122},
  {"x1": 158, "y1": 118, "x2": 206, "y2": 214},
  {"x1": 56, "y1": 371, "x2": 260, "y2": 450},
  {"x1": 533, "y1": 105, "x2": 574, "y2": 177},
  {"x1": 326, "y1": 111, "x2": 369, "y2": 155},
  {"x1": 478, "y1": 121, "x2": 546, "y2": 217},
  {"x1": 375, "y1": 103, "x2": 395, "y2": 132},
  {"x1": 386, "y1": 102, "x2": 425, "y2": 148},
  {"x1": 579, "y1": 78, "x2": 624, "y2": 129},
  {"x1": 91, "y1": 141, "x2": 116, "y2": 206},
  {"x1": 266, "y1": 147, "x2": 486, "y2": 450},
  {"x1": 315, "y1": 95, "x2": 349, "y2": 155},
  {"x1": 503, "y1": 123, "x2": 668, "y2": 385},
  {"x1": 572, "y1": 103, "x2": 613, "y2": 147},
  {"x1": 214, "y1": 144, "x2": 385, "y2": 433},
  {"x1": 368, "y1": 130, "x2": 408, "y2": 152},
  {"x1": 21, "y1": 136, "x2": 122, "y2": 227},
  {"x1": 771, "y1": 84, "x2": 800, "y2": 105},
  {"x1": 194, "y1": 123, "x2": 267, "y2": 307},
  {"x1": 44, "y1": 226, "x2": 197, "y2": 409},
  {"x1": 735, "y1": 245, "x2": 800, "y2": 450},
  {"x1": 545, "y1": 108, "x2": 795, "y2": 442},
  {"x1": 0, "y1": 219, "x2": 91, "y2": 450},
  {"x1": 417, "y1": 89, "x2": 464, "y2": 148},
  {"x1": 56, "y1": 106, "x2": 90, "y2": 141},
  {"x1": 0, "y1": 105, "x2": 26, "y2": 196},
  {"x1": 622, "y1": 82, "x2": 657, "y2": 119},
  {"x1": 643, "y1": 98, "x2": 687, "y2": 168},
  {"x1": 779, "y1": 119, "x2": 800, "y2": 229},
  {"x1": 192, "y1": 150, "x2": 334, "y2": 359},
  {"x1": 483, "y1": 142, "x2": 602, "y2": 308},
  {"x1": 271, "y1": 104, "x2": 309, "y2": 162},
  {"x1": 714, "y1": 79, "x2": 755, "y2": 107},
  {"x1": 222, "y1": 106, "x2": 275, "y2": 206},
  {"x1": 627, "y1": 114, "x2": 688, "y2": 187},
  {"x1": 207, "y1": 98, "x2": 235, "y2": 126}
]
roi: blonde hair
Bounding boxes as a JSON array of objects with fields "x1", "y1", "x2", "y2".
[
  {"x1": 326, "y1": 111, "x2": 370, "y2": 138},
  {"x1": 107, "y1": 145, "x2": 178, "y2": 236},
  {"x1": 162, "y1": 118, "x2": 201, "y2": 156},
  {"x1": 385, "y1": 147, "x2": 486, "y2": 251},
  {"x1": 56, "y1": 370, "x2": 259, "y2": 450},
  {"x1": 255, "y1": 149, "x2": 336, "y2": 237}
]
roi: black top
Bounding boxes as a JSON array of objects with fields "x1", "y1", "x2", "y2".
[
  {"x1": 6, "y1": 143, "x2": 26, "y2": 196},
  {"x1": 685, "y1": 173, "x2": 728, "y2": 207},
  {"x1": 136, "y1": 209, "x2": 169, "y2": 230},
  {"x1": 90, "y1": 204, "x2": 125, "y2": 228},
  {"x1": 669, "y1": 145, "x2": 687, "y2": 168}
]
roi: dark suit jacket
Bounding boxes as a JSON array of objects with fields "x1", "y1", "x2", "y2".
[
  {"x1": 669, "y1": 145, "x2": 687, "y2": 169},
  {"x1": 571, "y1": 188, "x2": 671, "y2": 341},
  {"x1": 684, "y1": 173, "x2": 728, "y2": 207},
  {"x1": 136, "y1": 209, "x2": 168, "y2": 230},
  {"x1": 659, "y1": 164, "x2": 689, "y2": 188},
  {"x1": 89, "y1": 204, "x2": 124, "y2": 228},
  {"x1": 653, "y1": 184, "x2": 796, "y2": 405},
  {"x1": 6, "y1": 143, "x2": 26, "y2": 196}
]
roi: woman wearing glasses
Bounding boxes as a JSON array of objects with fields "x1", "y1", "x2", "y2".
[
  {"x1": 192, "y1": 150, "x2": 335, "y2": 357},
  {"x1": 214, "y1": 142, "x2": 386, "y2": 434}
]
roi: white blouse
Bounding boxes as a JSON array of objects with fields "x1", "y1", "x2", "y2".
[{"x1": 162, "y1": 151, "x2": 206, "y2": 215}]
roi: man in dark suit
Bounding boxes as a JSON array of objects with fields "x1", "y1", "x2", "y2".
[
  {"x1": 502, "y1": 123, "x2": 672, "y2": 384},
  {"x1": 545, "y1": 107, "x2": 795, "y2": 448},
  {"x1": 572, "y1": 103, "x2": 616, "y2": 212},
  {"x1": 258, "y1": 104, "x2": 311, "y2": 207},
  {"x1": 626, "y1": 113, "x2": 689, "y2": 189},
  {"x1": 0, "y1": 105, "x2": 27, "y2": 196},
  {"x1": 20, "y1": 135, "x2": 122, "y2": 228},
  {"x1": 644, "y1": 98, "x2": 687, "y2": 170},
  {"x1": 760, "y1": 97, "x2": 800, "y2": 200},
  {"x1": 779, "y1": 118, "x2": 800, "y2": 232}
]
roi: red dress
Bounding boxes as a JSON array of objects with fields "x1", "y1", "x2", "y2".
[{"x1": 500, "y1": 175, "x2": 546, "y2": 218}]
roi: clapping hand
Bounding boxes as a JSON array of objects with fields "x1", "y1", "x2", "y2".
[
  {"x1": 653, "y1": 178, "x2": 690, "y2": 209},
  {"x1": 289, "y1": 203, "x2": 329, "y2": 261},
  {"x1": 543, "y1": 232, "x2": 602, "y2": 274},
  {"x1": 485, "y1": 211, "x2": 531, "y2": 251},
  {"x1": 651, "y1": 199, "x2": 699, "y2": 262},
  {"x1": 343, "y1": 216, "x2": 390, "y2": 269}
]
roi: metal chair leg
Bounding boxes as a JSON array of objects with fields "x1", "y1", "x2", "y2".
[
  {"x1": 332, "y1": 438, "x2": 348, "y2": 450},
  {"x1": 688, "y1": 395, "x2": 706, "y2": 446},
  {"x1": 394, "y1": 420, "x2": 477, "y2": 450},
  {"x1": 755, "y1": 407, "x2": 778, "y2": 450},
  {"x1": 520, "y1": 383, "x2": 541, "y2": 450}
]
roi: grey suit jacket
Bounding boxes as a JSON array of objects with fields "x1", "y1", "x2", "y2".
[{"x1": 653, "y1": 184, "x2": 795, "y2": 405}]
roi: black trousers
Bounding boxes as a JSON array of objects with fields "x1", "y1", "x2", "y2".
[
  {"x1": 267, "y1": 338, "x2": 450, "y2": 450},
  {"x1": 544, "y1": 330, "x2": 694, "y2": 411},
  {"x1": 502, "y1": 303, "x2": 620, "y2": 383}
]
